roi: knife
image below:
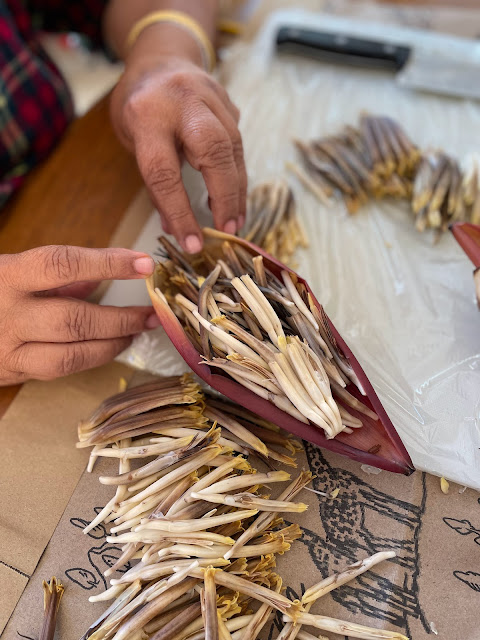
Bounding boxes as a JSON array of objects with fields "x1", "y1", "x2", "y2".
[{"x1": 276, "y1": 26, "x2": 480, "y2": 101}]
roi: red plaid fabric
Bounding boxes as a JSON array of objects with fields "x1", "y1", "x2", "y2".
[{"x1": 0, "y1": 0, "x2": 108, "y2": 206}]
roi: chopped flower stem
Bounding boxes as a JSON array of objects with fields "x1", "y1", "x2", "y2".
[
  {"x1": 109, "y1": 578, "x2": 198, "y2": 640},
  {"x1": 286, "y1": 613, "x2": 409, "y2": 640},
  {"x1": 218, "y1": 610, "x2": 234, "y2": 640},
  {"x1": 281, "y1": 270, "x2": 318, "y2": 330},
  {"x1": 302, "y1": 551, "x2": 396, "y2": 604},
  {"x1": 120, "y1": 444, "x2": 222, "y2": 505},
  {"x1": 133, "y1": 509, "x2": 260, "y2": 533},
  {"x1": 196, "y1": 470, "x2": 290, "y2": 496},
  {"x1": 190, "y1": 491, "x2": 308, "y2": 513},
  {"x1": 78, "y1": 374, "x2": 403, "y2": 640},
  {"x1": 188, "y1": 567, "x2": 299, "y2": 618},
  {"x1": 167, "y1": 457, "x2": 248, "y2": 516},
  {"x1": 202, "y1": 567, "x2": 218, "y2": 640},
  {"x1": 149, "y1": 601, "x2": 202, "y2": 640},
  {"x1": 39, "y1": 577, "x2": 64, "y2": 640},
  {"x1": 193, "y1": 310, "x2": 267, "y2": 366}
]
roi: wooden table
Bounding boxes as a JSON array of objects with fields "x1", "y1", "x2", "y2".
[{"x1": 0, "y1": 95, "x2": 144, "y2": 417}]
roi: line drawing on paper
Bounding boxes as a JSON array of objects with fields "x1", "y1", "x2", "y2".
[
  {"x1": 443, "y1": 517, "x2": 480, "y2": 545},
  {"x1": 301, "y1": 444, "x2": 430, "y2": 636},
  {"x1": 65, "y1": 568, "x2": 100, "y2": 590},
  {"x1": 65, "y1": 510, "x2": 131, "y2": 590},
  {"x1": 65, "y1": 541, "x2": 132, "y2": 589},
  {"x1": 453, "y1": 571, "x2": 480, "y2": 592},
  {"x1": 265, "y1": 445, "x2": 430, "y2": 639},
  {"x1": 443, "y1": 510, "x2": 480, "y2": 592}
]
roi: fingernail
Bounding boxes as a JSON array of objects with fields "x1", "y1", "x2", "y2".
[
  {"x1": 185, "y1": 234, "x2": 202, "y2": 254},
  {"x1": 134, "y1": 256, "x2": 154, "y2": 275},
  {"x1": 145, "y1": 313, "x2": 161, "y2": 329},
  {"x1": 224, "y1": 219, "x2": 237, "y2": 235},
  {"x1": 238, "y1": 215, "x2": 245, "y2": 230}
]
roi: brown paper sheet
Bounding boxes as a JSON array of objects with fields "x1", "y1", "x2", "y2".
[
  {"x1": 4, "y1": 425, "x2": 479, "y2": 640},
  {"x1": 0, "y1": 566, "x2": 27, "y2": 634},
  {"x1": 0, "y1": 362, "x2": 136, "y2": 634}
]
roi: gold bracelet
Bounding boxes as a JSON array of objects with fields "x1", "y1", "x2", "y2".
[{"x1": 126, "y1": 9, "x2": 216, "y2": 72}]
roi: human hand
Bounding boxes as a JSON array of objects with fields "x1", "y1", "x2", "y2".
[
  {"x1": 110, "y1": 55, "x2": 247, "y2": 254},
  {"x1": 0, "y1": 245, "x2": 159, "y2": 385}
]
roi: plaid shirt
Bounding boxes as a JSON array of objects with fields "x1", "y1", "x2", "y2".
[{"x1": 0, "y1": 0, "x2": 108, "y2": 206}]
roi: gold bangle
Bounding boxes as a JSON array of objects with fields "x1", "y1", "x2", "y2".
[{"x1": 126, "y1": 9, "x2": 216, "y2": 72}]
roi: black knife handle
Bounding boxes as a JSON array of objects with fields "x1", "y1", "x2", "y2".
[{"x1": 276, "y1": 26, "x2": 411, "y2": 72}]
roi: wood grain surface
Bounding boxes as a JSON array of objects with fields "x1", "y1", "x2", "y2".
[{"x1": 0, "y1": 96, "x2": 142, "y2": 253}]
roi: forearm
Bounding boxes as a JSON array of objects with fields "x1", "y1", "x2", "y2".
[{"x1": 103, "y1": 0, "x2": 219, "y2": 64}]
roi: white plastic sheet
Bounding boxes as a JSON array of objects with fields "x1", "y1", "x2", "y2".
[{"x1": 103, "y1": 10, "x2": 480, "y2": 488}]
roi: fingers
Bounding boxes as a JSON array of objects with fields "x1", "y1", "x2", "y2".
[
  {"x1": 204, "y1": 94, "x2": 247, "y2": 230},
  {"x1": 115, "y1": 65, "x2": 246, "y2": 251},
  {"x1": 44, "y1": 281, "x2": 99, "y2": 299},
  {"x1": 204, "y1": 77, "x2": 240, "y2": 124},
  {"x1": 13, "y1": 337, "x2": 134, "y2": 380},
  {"x1": 135, "y1": 139, "x2": 203, "y2": 254},
  {"x1": 15, "y1": 299, "x2": 160, "y2": 343},
  {"x1": 4, "y1": 246, "x2": 155, "y2": 293},
  {"x1": 182, "y1": 106, "x2": 241, "y2": 235},
  {"x1": 158, "y1": 211, "x2": 172, "y2": 236}
]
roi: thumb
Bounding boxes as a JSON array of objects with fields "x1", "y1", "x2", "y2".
[{"x1": 9, "y1": 246, "x2": 156, "y2": 293}]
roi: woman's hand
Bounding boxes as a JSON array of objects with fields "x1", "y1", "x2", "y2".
[
  {"x1": 0, "y1": 245, "x2": 159, "y2": 385},
  {"x1": 110, "y1": 54, "x2": 247, "y2": 254}
]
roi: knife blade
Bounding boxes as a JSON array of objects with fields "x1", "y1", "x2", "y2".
[{"x1": 276, "y1": 26, "x2": 480, "y2": 101}]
